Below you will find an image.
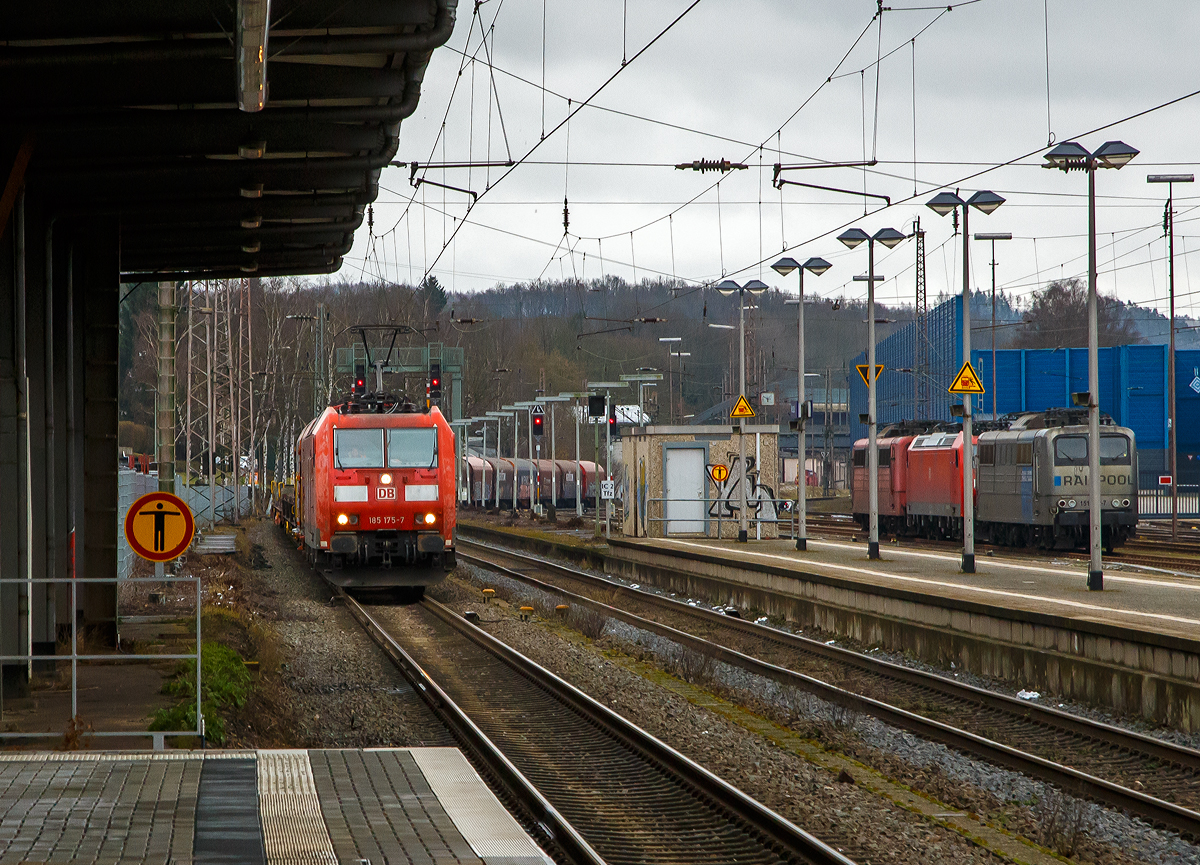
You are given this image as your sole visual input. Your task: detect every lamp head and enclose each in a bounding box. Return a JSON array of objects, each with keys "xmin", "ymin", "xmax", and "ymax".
[
  {"xmin": 837, "ymin": 228, "xmax": 869, "ymax": 249},
  {"xmin": 873, "ymin": 227, "xmax": 906, "ymax": 249},
  {"xmin": 966, "ymin": 190, "xmax": 1005, "ymax": 214},
  {"xmin": 926, "ymin": 191, "xmax": 964, "ymax": 216},
  {"xmin": 1043, "ymin": 141, "xmax": 1091, "ymax": 171},
  {"xmin": 771, "ymin": 257, "xmax": 800, "ymax": 276},
  {"xmin": 743, "ymin": 279, "xmax": 769, "ymax": 295},
  {"xmin": 715, "ymin": 279, "xmax": 741, "ymax": 296},
  {"xmin": 802, "ymin": 256, "xmax": 832, "ymax": 276},
  {"xmin": 1095, "ymin": 140, "xmax": 1139, "ymax": 169}
]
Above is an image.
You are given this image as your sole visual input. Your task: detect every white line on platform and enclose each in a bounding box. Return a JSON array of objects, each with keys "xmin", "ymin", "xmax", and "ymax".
[
  {"xmin": 805, "ymin": 538, "xmax": 1200, "ymax": 592},
  {"xmin": 664, "ymin": 540, "xmax": 1200, "ymax": 631}
]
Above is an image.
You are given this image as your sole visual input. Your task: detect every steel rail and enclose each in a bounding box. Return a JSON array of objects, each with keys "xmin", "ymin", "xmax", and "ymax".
[
  {"xmin": 344, "ymin": 587, "xmax": 856, "ymax": 865},
  {"xmin": 417, "ymin": 595, "xmax": 856, "ymax": 865},
  {"xmin": 338, "ymin": 589, "xmax": 605, "ymax": 865},
  {"xmin": 458, "ymin": 540, "xmax": 1200, "ymax": 839}
]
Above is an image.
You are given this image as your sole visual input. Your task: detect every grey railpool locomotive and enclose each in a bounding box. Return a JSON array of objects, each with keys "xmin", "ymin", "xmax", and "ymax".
[{"xmin": 975, "ymin": 409, "xmax": 1137, "ymax": 551}]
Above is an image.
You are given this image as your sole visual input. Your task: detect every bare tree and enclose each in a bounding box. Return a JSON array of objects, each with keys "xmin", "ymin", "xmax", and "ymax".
[{"xmin": 1015, "ymin": 278, "xmax": 1141, "ymax": 349}]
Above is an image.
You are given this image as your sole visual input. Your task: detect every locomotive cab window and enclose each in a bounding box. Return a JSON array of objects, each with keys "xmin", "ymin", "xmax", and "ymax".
[
  {"xmin": 1101, "ymin": 435, "xmax": 1131, "ymax": 465},
  {"xmin": 335, "ymin": 428, "xmax": 384, "ymax": 467},
  {"xmin": 388, "ymin": 428, "xmax": 438, "ymax": 468},
  {"xmin": 1054, "ymin": 435, "xmax": 1088, "ymax": 466}
]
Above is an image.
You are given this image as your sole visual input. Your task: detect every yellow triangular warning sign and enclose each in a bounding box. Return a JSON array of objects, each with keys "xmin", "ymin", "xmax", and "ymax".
[
  {"xmin": 730, "ymin": 394, "xmax": 756, "ymax": 419},
  {"xmin": 948, "ymin": 360, "xmax": 985, "ymax": 395},
  {"xmin": 855, "ymin": 364, "xmax": 884, "ymax": 387}
]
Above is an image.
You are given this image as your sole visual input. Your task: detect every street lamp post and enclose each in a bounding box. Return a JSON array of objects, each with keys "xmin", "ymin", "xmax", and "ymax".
[
  {"xmin": 485, "ymin": 411, "xmax": 513, "ymax": 509},
  {"xmin": 716, "ymin": 279, "xmax": 769, "ymax": 542},
  {"xmin": 927, "ymin": 190, "xmax": 1006, "ymax": 574},
  {"xmin": 536, "ymin": 395, "xmax": 570, "ymax": 506},
  {"xmin": 659, "ymin": 338, "xmax": 682, "ymax": 422},
  {"xmin": 837, "ymin": 228, "xmax": 906, "ymax": 560},
  {"xmin": 773, "ymin": 256, "xmax": 832, "ymax": 551},
  {"xmin": 1148, "ymin": 173, "xmax": 1193, "ymax": 540},
  {"xmin": 559, "ymin": 391, "xmax": 593, "ymax": 517},
  {"xmin": 974, "ymin": 232, "xmax": 1013, "ymax": 420},
  {"xmin": 501, "ymin": 404, "xmax": 523, "ymax": 510},
  {"xmin": 1044, "ymin": 140, "xmax": 1139, "ymax": 591}
]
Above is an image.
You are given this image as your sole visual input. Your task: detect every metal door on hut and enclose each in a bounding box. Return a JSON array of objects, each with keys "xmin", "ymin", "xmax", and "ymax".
[{"xmin": 664, "ymin": 446, "xmax": 706, "ymax": 534}]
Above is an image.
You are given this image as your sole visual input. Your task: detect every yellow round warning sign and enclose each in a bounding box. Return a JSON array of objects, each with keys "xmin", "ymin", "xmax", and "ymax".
[
  {"xmin": 709, "ymin": 464, "xmax": 730, "ymax": 483},
  {"xmin": 124, "ymin": 492, "xmax": 195, "ymax": 562}
]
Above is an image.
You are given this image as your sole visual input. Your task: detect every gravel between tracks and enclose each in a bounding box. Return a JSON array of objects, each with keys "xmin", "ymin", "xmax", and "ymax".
[
  {"xmin": 240, "ymin": 521, "xmax": 452, "ymax": 748},
  {"xmin": 448, "ymin": 557, "xmax": 1200, "ymax": 865},
  {"xmin": 433, "ymin": 566, "xmax": 1004, "ymax": 865}
]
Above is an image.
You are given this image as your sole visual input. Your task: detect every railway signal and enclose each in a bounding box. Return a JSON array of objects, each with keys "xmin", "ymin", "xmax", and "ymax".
[
  {"xmin": 588, "ymin": 394, "xmax": 606, "ymax": 419},
  {"xmin": 430, "ymin": 362, "xmax": 442, "ymax": 399},
  {"xmin": 608, "ymin": 403, "xmax": 617, "ymax": 434},
  {"xmin": 353, "ymin": 363, "xmax": 366, "ymax": 396},
  {"xmin": 532, "ymin": 405, "xmax": 545, "ymax": 436}
]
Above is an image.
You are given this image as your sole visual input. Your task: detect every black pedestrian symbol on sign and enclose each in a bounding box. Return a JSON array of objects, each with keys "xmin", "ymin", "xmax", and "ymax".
[{"xmin": 138, "ymin": 501, "xmax": 182, "ymax": 552}]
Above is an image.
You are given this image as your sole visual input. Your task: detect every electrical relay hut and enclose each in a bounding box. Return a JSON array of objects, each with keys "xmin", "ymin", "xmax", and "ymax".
[{"xmin": 621, "ymin": 424, "xmax": 781, "ymax": 539}]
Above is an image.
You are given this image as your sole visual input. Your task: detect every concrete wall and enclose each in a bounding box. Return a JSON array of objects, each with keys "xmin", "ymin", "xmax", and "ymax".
[{"xmin": 607, "ymin": 540, "xmax": 1200, "ymax": 732}]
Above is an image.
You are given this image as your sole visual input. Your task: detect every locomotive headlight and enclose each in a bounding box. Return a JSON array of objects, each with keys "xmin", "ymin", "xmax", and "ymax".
[
  {"xmin": 337, "ymin": 513, "xmax": 350, "ymax": 526},
  {"xmin": 1068, "ymin": 499, "xmax": 1077, "ymax": 509},
  {"xmin": 1122, "ymin": 498, "xmax": 1130, "ymax": 507},
  {"xmin": 1058, "ymin": 499, "xmax": 1067, "ymax": 509},
  {"xmin": 380, "ymin": 473, "xmax": 393, "ymax": 485},
  {"xmin": 424, "ymin": 513, "xmax": 437, "ymax": 525},
  {"xmin": 1112, "ymin": 498, "xmax": 1120, "ymax": 508}
]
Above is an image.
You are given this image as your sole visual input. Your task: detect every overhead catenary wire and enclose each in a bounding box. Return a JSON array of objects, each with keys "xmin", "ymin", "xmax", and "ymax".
[{"xmin": 415, "ymin": 0, "xmax": 709, "ymax": 280}]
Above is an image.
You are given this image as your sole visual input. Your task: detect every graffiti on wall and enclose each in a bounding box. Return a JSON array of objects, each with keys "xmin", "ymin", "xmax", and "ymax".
[{"xmin": 708, "ymin": 454, "xmax": 777, "ymax": 522}]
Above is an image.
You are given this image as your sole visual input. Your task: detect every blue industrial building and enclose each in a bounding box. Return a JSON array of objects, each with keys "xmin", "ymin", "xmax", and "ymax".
[{"xmin": 850, "ymin": 295, "xmax": 1200, "ymax": 489}]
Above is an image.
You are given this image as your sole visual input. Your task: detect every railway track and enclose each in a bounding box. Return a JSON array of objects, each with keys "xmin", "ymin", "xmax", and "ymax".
[
  {"xmin": 457, "ymin": 538, "xmax": 1200, "ymax": 841},
  {"xmin": 340, "ymin": 587, "xmax": 857, "ymax": 865}
]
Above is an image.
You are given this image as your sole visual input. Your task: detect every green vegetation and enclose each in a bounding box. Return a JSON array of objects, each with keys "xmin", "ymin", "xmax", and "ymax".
[{"xmin": 150, "ymin": 641, "xmax": 251, "ymax": 745}]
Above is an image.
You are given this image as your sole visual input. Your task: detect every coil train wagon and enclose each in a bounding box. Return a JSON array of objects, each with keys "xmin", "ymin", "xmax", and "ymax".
[
  {"xmin": 279, "ymin": 395, "xmax": 456, "ymax": 591},
  {"xmin": 463, "ymin": 456, "xmax": 603, "ymax": 509},
  {"xmin": 852, "ymin": 409, "xmax": 1138, "ymax": 551}
]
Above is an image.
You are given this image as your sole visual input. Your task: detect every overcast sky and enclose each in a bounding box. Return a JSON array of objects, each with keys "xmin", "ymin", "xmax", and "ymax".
[{"xmin": 337, "ymin": 0, "xmax": 1200, "ymax": 327}]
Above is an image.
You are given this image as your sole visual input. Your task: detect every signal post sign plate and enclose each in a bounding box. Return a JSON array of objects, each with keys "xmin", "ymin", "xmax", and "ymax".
[
  {"xmin": 949, "ymin": 361, "xmax": 985, "ymax": 395},
  {"xmin": 708, "ymin": 464, "xmax": 730, "ymax": 484},
  {"xmin": 856, "ymin": 364, "xmax": 884, "ymax": 387},
  {"xmin": 730, "ymin": 395, "xmax": 755, "ymax": 419},
  {"xmin": 124, "ymin": 492, "xmax": 195, "ymax": 562}
]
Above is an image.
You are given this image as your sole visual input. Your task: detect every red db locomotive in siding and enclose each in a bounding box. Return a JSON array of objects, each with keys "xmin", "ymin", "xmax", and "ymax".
[{"xmin": 292, "ymin": 397, "xmax": 456, "ymax": 590}]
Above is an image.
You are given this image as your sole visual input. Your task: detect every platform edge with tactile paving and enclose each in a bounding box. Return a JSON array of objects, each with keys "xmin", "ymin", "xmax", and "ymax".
[{"xmin": 0, "ymin": 748, "xmax": 552, "ymax": 865}]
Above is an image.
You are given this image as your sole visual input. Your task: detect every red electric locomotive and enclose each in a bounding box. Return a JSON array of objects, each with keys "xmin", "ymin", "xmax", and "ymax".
[
  {"xmin": 292, "ymin": 396, "xmax": 456, "ymax": 591},
  {"xmin": 851, "ymin": 422, "xmax": 940, "ymax": 535}
]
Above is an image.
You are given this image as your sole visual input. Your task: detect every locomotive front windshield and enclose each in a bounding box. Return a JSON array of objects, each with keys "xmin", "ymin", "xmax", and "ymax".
[
  {"xmin": 388, "ymin": 428, "xmax": 438, "ymax": 468},
  {"xmin": 1053, "ymin": 434, "xmax": 1132, "ymax": 466},
  {"xmin": 335, "ymin": 429, "xmax": 384, "ymax": 467}
]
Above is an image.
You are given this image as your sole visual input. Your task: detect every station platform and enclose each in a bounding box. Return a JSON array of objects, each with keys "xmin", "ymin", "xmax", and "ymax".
[
  {"xmin": 593, "ymin": 533, "xmax": 1200, "ymax": 730},
  {"xmin": 0, "ymin": 748, "xmax": 552, "ymax": 865},
  {"xmin": 620, "ymin": 536, "xmax": 1200, "ymax": 643}
]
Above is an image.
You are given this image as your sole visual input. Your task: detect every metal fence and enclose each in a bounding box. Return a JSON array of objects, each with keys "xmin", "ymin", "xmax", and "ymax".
[
  {"xmin": 3, "ymin": 469, "xmax": 202, "ymax": 749},
  {"xmin": 176, "ymin": 481, "xmax": 251, "ymax": 528},
  {"xmin": 1138, "ymin": 485, "xmax": 1200, "ymax": 519}
]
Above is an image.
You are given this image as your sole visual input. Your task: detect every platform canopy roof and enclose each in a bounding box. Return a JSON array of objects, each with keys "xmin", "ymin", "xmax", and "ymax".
[{"xmin": 1, "ymin": 0, "xmax": 457, "ymax": 279}]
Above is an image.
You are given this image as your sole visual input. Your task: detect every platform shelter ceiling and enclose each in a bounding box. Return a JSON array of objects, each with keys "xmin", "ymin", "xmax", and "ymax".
[{"xmin": 1, "ymin": 0, "xmax": 457, "ymax": 280}]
